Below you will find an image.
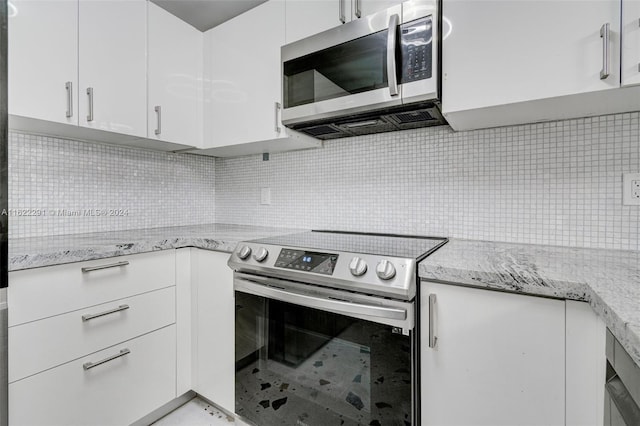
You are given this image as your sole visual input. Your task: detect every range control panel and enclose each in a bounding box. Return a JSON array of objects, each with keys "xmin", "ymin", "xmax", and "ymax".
[
  {"xmin": 400, "ymin": 16, "xmax": 432, "ymax": 83},
  {"xmin": 274, "ymin": 249, "xmax": 338, "ymax": 275},
  {"xmin": 228, "ymin": 243, "xmax": 420, "ymax": 300}
]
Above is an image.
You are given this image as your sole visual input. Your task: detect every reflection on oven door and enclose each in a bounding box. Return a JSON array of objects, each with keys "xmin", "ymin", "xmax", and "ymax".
[{"xmin": 235, "ymin": 291, "xmax": 412, "ymax": 426}]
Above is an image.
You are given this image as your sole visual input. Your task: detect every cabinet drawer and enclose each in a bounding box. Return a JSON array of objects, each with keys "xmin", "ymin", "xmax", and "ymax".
[
  {"xmin": 9, "ymin": 325, "xmax": 176, "ymax": 426},
  {"xmin": 9, "ymin": 250, "xmax": 176, "ymax": 326},
  {"xmin": 9, "ymin": 286, "xmax": 175, "ymax": 383}
]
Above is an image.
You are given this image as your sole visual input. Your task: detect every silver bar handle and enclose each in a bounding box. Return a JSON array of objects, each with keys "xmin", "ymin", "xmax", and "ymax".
[
  {"xmin": 600, "ymin": 23, "xmax": 610, "ymax": 80},
  {"xmin": 65, "ymin": 82, "xmax": 73, "ymax": 118},
  {"xmin": 82, "ymin": 304, "xmax": 130, "ymax": 322},
  {"xmin": 428, "ymin": 293, "xmax": 437, "ymax": 348},
  {"xmin": 86, "ymin": 87, "xmax": 94, "ymax": 122},
  {"xmin": 274, "ymin": 102, "xmax": 281, "ymax": 133},
  {"xmin": 83, "ymin": 348, "xmax": 130, "ymax": 371},
  {"xmin": 638, "ymin": 18, "xmax": 640, "ymax": 73},
  {"xmin": 81, "ymin": 260, "xmax": 129, "ymax": 273},
  {"xmin": 339, "ymin": 0, "xmax": 346, "ymax": 24},
  {"xmin": 154, "ymin": 105, "xmax": 162, "ymax": 136},
  {"xmin": 355, "ymin": 0, "xmax": 361, "ymax": 18},
  {"xmin": 387, "ymin": 14, "xmax": 400, "ymax": 96},
  {"xmin": 235, "ymin": 278, "xmax": 406, "ymax": 321}
]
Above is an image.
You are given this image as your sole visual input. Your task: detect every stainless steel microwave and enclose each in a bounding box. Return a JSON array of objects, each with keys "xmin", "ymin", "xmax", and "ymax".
[{"xmin": 281, "ymin": 0, "xmax": 445, "ymax": 140}]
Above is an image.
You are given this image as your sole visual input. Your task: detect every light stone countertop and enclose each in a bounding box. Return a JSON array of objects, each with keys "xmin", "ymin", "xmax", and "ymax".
[
  {"xmin": 8, "ymin": 223, "xmax": 303, "ymax": 271},
  {"xmin": 419, "ymin": 239, "xmax": 640, "ymax": 367},
  {"xmin": 9, "ymin": 228, "xmax": 640, "ymax": 367}
]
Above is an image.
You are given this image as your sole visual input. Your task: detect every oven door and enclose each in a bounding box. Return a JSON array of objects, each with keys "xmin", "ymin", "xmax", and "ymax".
[{"xmin": 234, "ymin": 273, "xmax": 417, "ymax": 426}]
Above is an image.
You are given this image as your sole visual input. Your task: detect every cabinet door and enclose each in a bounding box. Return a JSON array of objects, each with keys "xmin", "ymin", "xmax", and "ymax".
[
  {"xmin": 193, "ymin": 250, "xmax": 234, "ymax": 412},
  {"xmin": 421, "ymin": 282, "xmax": 565, "ymax": 426},
  {"xmin": 148, "ymin": 2, "xmax": 203, "ymax": 147},
  {"xmin": 8, "ymin": 0, "xmax": 78, "ymax": 125},
  {"xmin": 204, "ymin": 0, "xmax": 286, "ymax": 148},
  {"xmin": 622, "ymin": 0, "xmax": 640, "ymax": 87},
  {"xmin": 9, "ymin": 325, "xmax": 176, "ymax": 426},
  {"xmin": 357, "ymin": 0, "xmax": 402, "ymax": 20},
  {"xmin": 285, "ymin": 0, "xmax": 349, "ymax": 43},
  {"xmin": 442, "ymin": 0, "xmax": 621, "ymax": 114},
  {"xmin": 78, "ymin": 0, "xmax": 147, "ymax": 137}
]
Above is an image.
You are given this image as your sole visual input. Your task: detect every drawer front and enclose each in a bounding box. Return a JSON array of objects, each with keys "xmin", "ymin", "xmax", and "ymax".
[
  {"xmin": 9, "ymin": 325, "xmax": 176, "ymax": 426},
  {"xmin": 9, "ymin": 250, "xmax": 176, "ymax": 326},
  {"xmin": 9, "ymin": 286, "xmax": 175, "ymax": 382}
]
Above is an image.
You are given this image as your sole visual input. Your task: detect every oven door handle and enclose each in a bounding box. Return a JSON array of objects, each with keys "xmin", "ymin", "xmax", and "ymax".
[{"xmin": 234, "ymin": 278, "xmax": 407, "ymax": 321}]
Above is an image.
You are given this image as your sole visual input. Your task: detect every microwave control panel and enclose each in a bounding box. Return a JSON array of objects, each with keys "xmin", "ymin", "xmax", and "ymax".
[{"xmin": 400, "ymin": 16, "xmax": 432, "ymax": 83}]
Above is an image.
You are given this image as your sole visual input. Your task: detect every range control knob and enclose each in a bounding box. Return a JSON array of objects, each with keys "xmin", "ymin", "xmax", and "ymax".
[
  {"xmin": 237, "ymin": 245, "xmax": 252, "ymax": 260},
  {"xmin": 349, "ymin": 257, "xmax": 368, "ymax": 276},
  {"xmin": 376, "ymin": 260, "xmax": 396, "ymax": 280},
  {"xmin": 253, "ymin": 247, "xmax": 269, "ymax": 262}
]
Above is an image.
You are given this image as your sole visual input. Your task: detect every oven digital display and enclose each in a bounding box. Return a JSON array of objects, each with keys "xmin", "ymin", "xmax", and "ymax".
[{"xmin": 274, "ymin": 249, "xmax": 338, "ymax": 275}]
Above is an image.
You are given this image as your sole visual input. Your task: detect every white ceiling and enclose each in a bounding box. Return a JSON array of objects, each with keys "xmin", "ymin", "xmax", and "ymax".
[{"xmin": 150, "ymin": 0, "xmax": 268, "ymax": 32}]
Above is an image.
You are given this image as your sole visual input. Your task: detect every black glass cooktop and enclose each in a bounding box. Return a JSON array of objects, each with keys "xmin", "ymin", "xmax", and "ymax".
[{"xmin": 251, "ymin": 230, "xmax": 447, "ymax": 261}]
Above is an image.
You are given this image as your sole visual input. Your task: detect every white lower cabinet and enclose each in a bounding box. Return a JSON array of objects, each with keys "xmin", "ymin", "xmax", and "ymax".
[
  {"xmin": 9, "ymin": 325, "xmax": 176, "ymax": 426},
  {"xmin": 191, "ymin": 249, "xmax": 235, "ymax": 413},
  {"xmin": 420, "ymin": 281, "xmax": 566, "ymax": 426},
  {"xmin": 7, "ymin": 251, "xmax": 178, "ymax": 426},
  {"xmin": 565, "ymin": 300, "xmax": 607, "ymax": 426},
  {"xmin": 9, "ymin": 286, "xmax": 175, "ymax": 383}
]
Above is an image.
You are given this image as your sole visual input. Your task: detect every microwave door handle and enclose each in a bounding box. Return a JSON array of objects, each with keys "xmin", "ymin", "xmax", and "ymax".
[{"xmin": 387, "ymin": 14, "xmax": 400, "ymax": 96}]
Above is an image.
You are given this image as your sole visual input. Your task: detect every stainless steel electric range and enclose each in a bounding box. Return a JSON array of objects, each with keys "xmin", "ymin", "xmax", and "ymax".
[{"xmin": 228, "ymin": 230, "xmax": 447, "ymax": 426}]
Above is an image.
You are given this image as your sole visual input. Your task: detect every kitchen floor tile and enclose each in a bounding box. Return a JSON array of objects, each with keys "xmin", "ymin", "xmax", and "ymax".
[{"xmin": 152, "ymin": 397, "xmax": 248, "ymax": 426}]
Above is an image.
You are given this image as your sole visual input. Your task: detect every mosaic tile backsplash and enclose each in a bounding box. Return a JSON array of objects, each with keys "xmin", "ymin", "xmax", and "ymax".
[
  {"xmin": 9, "ymin": 132, "xmax": 216, "ymax": 238},
  {"xmin": 215, "ymin": 112, "xmax": 640, "ymax": 251}
]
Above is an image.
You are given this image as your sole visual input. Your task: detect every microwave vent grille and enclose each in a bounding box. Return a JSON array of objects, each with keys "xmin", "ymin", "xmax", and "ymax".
[
  {"xmin": 301, "ymin": 124, "xmax": 342, "ymax": 138},
  {"xmin": 392, "ymin": 110, "xmax": 434, "ymax": 124}
]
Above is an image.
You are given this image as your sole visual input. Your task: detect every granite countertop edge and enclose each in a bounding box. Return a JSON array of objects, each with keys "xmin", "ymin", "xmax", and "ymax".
[
  {"xmin": 419, "ymin": 238, "xmax": 640, "ymax": 368},
  {"xmin": 10, "ymin": 228, "xmax": 640, "ymax": 368},
  {"xmin": 8, "ymin": 224, "xmax": 305, "ymax": 272}
]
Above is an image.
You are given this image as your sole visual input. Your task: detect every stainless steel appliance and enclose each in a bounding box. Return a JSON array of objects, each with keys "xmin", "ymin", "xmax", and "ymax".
[
  {"xmin": 281, "ymin": 0, "xmax": 444, "ymax": 140},
  {"xmin": 605, "ymin": 329, "xmax": 640, "ymax": 425},
  {"xmin": 0, "ymin": 1, "xmax": 8, "ymax": 424},
  {"xmin": 229, "ymin": 231, "xmax": 447, "ymax": 426}
]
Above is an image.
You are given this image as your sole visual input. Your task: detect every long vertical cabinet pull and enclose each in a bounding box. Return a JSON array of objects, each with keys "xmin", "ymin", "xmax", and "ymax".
[
  {"xmin": 355, "ymin": 0, "xmax": 362, "ymax": 18},
  {"xmin": 600, "ymin": 23, "xmax": 610, "ymax": 80},
  {"xmin": 65, "ymin": 82, "xmax": 73, "ymax": 118},
  {"xmin": 638, "ymin": 18, "xmax": 640, "ymax": 72},
  {"xmin": 154, "ymin": 106, "xmax": 162, "ymax": 136},
  {"xmin": 339, "ymin": 0, "xmax": 346, "ymax": 24},
  {"xmin": 274, "ymin": 102, "xmax": 281, "ymax": 133},
  {"xmin": 428, "ymin": 293, "xmax": 437, "ymax": 348},
  {"xmin": 86, "ymin": 87, "xmax": 94, "ymax": 122}
]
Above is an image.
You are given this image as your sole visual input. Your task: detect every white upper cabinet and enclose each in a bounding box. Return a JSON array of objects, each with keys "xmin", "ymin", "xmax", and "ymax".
[
  {"xmin": 357, "ymin": 0, "xmax": 403, "ymax": 20},
  {"xmin": 622, "ymin": 0, "xmax": 640, "ymax": 87},
  {"xmin": 148, "ymin": 2, "xmax": 203, "ymax": 147},
  {"xmin": 442, "ymin": 0, "xmax": 640, "ymax": 130},
  {"xmin": 285, "ymin": 0, "xmax": 402, "ymax": 43},
  {"xmin": 201, "ymin": 0, "xmax": 320, "ymax": 157},
  {"xmin": 78, "ymin": 0, "xmax": 148, "ymax": 138},
  {"xmin": 9, "ymin": 0, "xmax": 79, "ymax": 125},
  {"xmin": 285, "ymin": 0, "xmax": 351, "ymax": 43},
  {"xmin": 443, "ymin": 1, "xmax": 620, "ymax": 121}
]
